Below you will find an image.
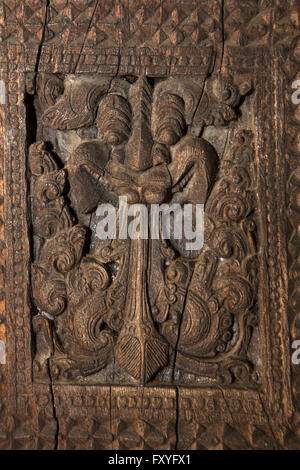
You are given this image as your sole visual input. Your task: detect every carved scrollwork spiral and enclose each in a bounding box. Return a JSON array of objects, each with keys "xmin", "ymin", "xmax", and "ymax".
[
  {"xmin": 208, "ymin": 192, "xmax": 251, "ymax": 222},
  {"xmin": 213, "ymin": 277, "xmax": 253, "ymax": 313},
  {"xmin": 161, "ymin": 291, "xmax": 226, "ymax": 358},
  {"xmin": 31, "ymin": 265, "xmax": 67, "ymax": 317},
  {"xmin": 39, "ymin": 225, "xmax": 86, "ymax": 274},
  {"xmin": 34, "ymin": 203, "xmax": 75, "ymax": 239},
  {"xmin": 67, "ymin": 257, "xmax": 110, "ymax": 301},
  {"xmin": 72, "ymin": 299, "xmax": 113, "ymax": 356},
  {"xmin": 164, "ymin": 259, "xmax": 191, "ymax": 303},
  {"xmin": 208, "ymin": 226, "xmax": 247, "ymax": 260},
  {"xmin": 194, "ymin": 75, "xmax": 251, "ymax": 128},
  {"xmin": 218, "ymin": 359, "xmax": 257, "ymax": 386},
  {"xmin": 230, "ymin": 130, "xmax": 254, "ymax": 164},
  {"xmin": 35, "ymin": 170, "xmax": 66, "ymax": 203},
  {"xmin": 222, "ymin": 164, "xmax": 251, "ymax": 189}
]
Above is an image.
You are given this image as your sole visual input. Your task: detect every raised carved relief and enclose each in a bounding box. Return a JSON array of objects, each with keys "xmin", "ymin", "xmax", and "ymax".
[
  {"xmin": 0, "ymin": 0, "xmax": 298, "ymax": 453},
  {"xmin": 29, "ymin": 72, "xmax": 256, "ymax": 386}
]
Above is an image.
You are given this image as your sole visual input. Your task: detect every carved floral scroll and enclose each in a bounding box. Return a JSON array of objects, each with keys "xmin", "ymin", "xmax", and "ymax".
[{"xmin": 29, "ymin": 72, "xmax": 256, "ymax": 386}]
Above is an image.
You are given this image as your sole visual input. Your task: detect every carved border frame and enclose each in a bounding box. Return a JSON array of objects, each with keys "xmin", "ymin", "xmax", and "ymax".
[{"xmin": 0, "ymin": 38, "xmax": 296, "ymax": 449}]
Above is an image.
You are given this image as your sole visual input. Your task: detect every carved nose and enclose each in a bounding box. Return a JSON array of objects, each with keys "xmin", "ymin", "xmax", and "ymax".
[{"xmin": 125, "ymin": 137, "xmax": 153, "ymax": 171}]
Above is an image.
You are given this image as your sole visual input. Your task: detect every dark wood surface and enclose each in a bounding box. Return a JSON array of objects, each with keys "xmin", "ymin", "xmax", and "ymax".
[{"xmin": 0, "ymin": 0, "xmax": 299, "ymax": 450}]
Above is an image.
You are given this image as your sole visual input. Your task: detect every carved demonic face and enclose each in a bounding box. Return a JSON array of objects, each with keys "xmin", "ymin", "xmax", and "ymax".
[
  {"xmin": 64, "ymin": 76, "xmax": 219, "ymax": 216},
  {"xmin": 30, "ymin": 73, "xmax": 255, "ymax": 385}
]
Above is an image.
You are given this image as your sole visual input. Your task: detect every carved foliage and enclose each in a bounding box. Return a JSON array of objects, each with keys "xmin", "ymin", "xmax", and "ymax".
[
  {"xmin": 30, "ymin": 142, "xmax": 113, "ymax": 380},
  {"xmin": 30, "ymin": 73, "xmax": 256, "ymax": 386},
  {"xmin": 160, "ymin": 130, "xmax": 258, "ymax": 385}
]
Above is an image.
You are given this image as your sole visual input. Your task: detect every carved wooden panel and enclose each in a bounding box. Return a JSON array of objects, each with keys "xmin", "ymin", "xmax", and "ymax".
[{"xmin": 0, "ymin": 0, "xmax": 299, "ymax": 450}]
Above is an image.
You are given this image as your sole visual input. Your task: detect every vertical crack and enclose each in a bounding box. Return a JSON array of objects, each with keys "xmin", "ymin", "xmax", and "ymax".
[
  {"xmin": 34, "ymin": 0, "xmax": 50, "ymax": 73},
  {"xmin": 217, "ymin": 385, "xmax": 235, "ymax": 424},
  {"xmin": 257, "ymin": 391, "xmax": 283, "ymax": 450},
  {"xmin": 171, "ymin": 289, "xmax": 188, "ymax": 383},
  {"xmin": 74, "ymin": 0, "xmax": 100, "ymax": 73},
  {"xmin": 48, "ymin": 362, "xmax": 59, "ymax": 450},
  {"xmin": 109, "ymin": 385, "xmax": 113, "ymax": 450},
  {"xmin": 219, "ymin": 0, "xmax": 225, "ymax": 73},
  {"xmin": 171, "ymin": 71, "xmax": 210, "ymax": 380},
  {"xmin": 221, "ymin": 127, "xmax": 230, "ymax": 160},
  {"xmin": 175, "ymin": 386, "xmax": 179, "ymax": 450}
]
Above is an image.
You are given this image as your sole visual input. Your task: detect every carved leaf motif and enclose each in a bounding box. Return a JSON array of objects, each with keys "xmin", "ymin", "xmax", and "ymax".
[
  {"xmin": 34, "ymin": 201, "xmax": 75, "ymax": 240},
  {"xmin": 153, "ymin": 78, "xmax": 204, "ymax": 124},
  {"xmin": 39, "ymin": 225, "xmax": 86, "ymax": 274},
  {"xmin": 29, "ymin": 76, "xmax": 257, "ymax": 386},
  {"xmin": 161, "ymin": 292, "xmax": 212, "ymax": 353},
  {"xmin": 41, "ymin": 77, "xmax": 111, "ymax": 130},
  {"xmin": 126, "ymin": 76, "xmax": 154, "ymax": 171},
  {"xmin": 67, "ymin": 140, "xmax": 111, "ymax": 214},
  {"xmin": 168, "ymin": 135, "xmax": 218, "ymax": 205},
  {"xmin": 193, "ymin": 75, "xmax": 251, "ymax": 128}
]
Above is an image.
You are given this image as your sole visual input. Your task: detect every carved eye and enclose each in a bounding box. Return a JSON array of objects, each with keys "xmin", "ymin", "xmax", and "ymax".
[
  {"xmin": 152, "ymin": 93, "xmax": 186, "ymax": 146},
  {"xmin": 97, "ymin": 94, "xmax": 132, "ymax": 146}
]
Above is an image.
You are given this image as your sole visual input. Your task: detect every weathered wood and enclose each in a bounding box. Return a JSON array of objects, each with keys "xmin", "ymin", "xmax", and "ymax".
[{"xmin": 0, "ymin": 0, "xmax": 299, "ymax": 450}]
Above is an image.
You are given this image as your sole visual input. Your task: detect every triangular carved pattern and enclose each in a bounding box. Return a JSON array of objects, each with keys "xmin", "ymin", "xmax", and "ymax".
[{"xmin": 0, "ymin": 0, "xmax": 220, "ymax": 46}]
